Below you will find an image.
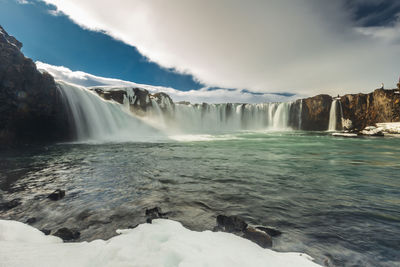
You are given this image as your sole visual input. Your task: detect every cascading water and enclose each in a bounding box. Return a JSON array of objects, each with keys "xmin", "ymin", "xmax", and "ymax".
[
  {"xmin": 57, "ymin": 81, "xmax": 164, "ymax": 142},
  {"xmin": 57, "ymin": 81, "xmax": 302, "ymax": 141},
  {"xmin": 151, "ymin": 102, "xmax": 294, "ymax": 134},
  {"xmin": 328, "ymin": 99, "xmax": 338, "ymax": 131},
  {"xmin": 298, "ymin": 99, "xmax": 303, "ymax": 129}
]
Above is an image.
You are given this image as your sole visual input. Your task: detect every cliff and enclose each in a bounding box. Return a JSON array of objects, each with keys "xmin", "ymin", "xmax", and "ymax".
[
  {"xmin": 340, "ymin": 89, "xmax": 400, "ymax": 131},
  {"xmin": 0, "ymin": 26, "xmax": 70, "ymax": 147},
  {"xmin": 295, "ymin": 89, "xmax": 400, "ymax": 131}
]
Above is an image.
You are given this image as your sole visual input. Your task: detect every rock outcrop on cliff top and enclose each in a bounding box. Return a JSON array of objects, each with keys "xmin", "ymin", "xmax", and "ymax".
[{"xmin": 0, "ymin": 26, "xmax": 70, "ymax": 147}]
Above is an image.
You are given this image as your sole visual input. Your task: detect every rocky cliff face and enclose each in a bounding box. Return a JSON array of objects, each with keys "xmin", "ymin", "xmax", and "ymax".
[
  {"xmin": 0, "ymin": 26, "xmax": 70, "ymax": 146},
  {"xmin": 340, "ymin": 89, "xmax": 400, "ymax": 131},
  {"xmin": 91, "ymin": 87, "xmax": 174, "ymax": 116},
  {"xmin": 289, "ymin": 94, "xmax": 332, "ymax": 131},
  {"xmin": 294, "ymin": 89, "xmax": 400, "ymax": 131}
]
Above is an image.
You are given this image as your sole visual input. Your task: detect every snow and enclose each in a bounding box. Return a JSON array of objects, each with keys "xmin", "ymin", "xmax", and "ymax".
[
  {"xmin": 0, "ymin": 219, "xmax": 321, "ymax": 267},
  {"xmin": 376, "ymin": 122, "xmax": 400, "ymax": 134}
]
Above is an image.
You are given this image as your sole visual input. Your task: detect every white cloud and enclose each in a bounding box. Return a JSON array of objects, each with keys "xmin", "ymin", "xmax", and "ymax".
[
  {"xmin": 36, "ymin": 61, "xmax": 296, "ymax": 104},
  {"xmin": 39, "ymin": 0, "xmax": 400, "ymax": 96},
  {"xmin": 15, "ymin": 0, "xmax": 30, "ymax": 4}
]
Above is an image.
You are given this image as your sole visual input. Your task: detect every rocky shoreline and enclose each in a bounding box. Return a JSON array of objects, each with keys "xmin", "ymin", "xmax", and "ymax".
[{"xmin": 0, "ymin": 188, "xmax": 280, "ymax": 249}]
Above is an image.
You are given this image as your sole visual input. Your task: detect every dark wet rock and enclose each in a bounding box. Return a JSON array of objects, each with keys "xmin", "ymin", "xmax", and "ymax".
[
  {"xmin": 128, "ymin": 224, "xmax": 139, "ymax": 229},
  {"xmin": 145, "ymin": 206, "xmax": 168, "ymax": 223},
  {"xmin": 214, "ymin": 215, "xmax": 277, "ymax": 248},
  {"xmin": 0, "ymin": 198, "xmax": 21, "ymax": 211},
  {"xmin": 243, "ymin": 227, "xmax": 273, "ymax": 248},
  {"xmin": 255, "ymin": 226, "xmax": 282, "ymax": 237},
  {"xmin": 0, "ymin": 26, "xmax": 71, "ymax": 147},
  {"xmin": 299, "ymin": 95, "xmax": 332, "ymax": 131},
  {"xmin": 76, "ymin": 209, "xmax": 92, "ymax": 220},
  {"xmin": 40, "ymin": 229, "xmax": 51, "ymax": 235},
  {"xmin": 26, "ymin": 217, "xmax": 37, "ymax": 224},
  {"xmin": 54, "ymin": 227, "xmax": 80, "ymax": 241},
  {"xmin": 47, "ymin": 189, "xmax": 65, "ymax": 201},
  {"xmin": 216, "ymin": 215, "xmax": 248, "ymax": 233}
]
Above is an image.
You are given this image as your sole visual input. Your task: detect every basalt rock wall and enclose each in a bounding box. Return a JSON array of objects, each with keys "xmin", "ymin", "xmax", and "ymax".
[
  {"xmin": 340, "ymin": 89, "xmax": 400, "ymax": 131},
  {"xmin": 0, "ymin": 26, "xmax": 71, "ymax": 147},
  {"xmin": 298, "ymin": 94, "xmax": 332, "ymax": 131}
]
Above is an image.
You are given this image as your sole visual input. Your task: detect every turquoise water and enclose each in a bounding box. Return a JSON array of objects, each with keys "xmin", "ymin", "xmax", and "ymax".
[{"xmin": 1, "ymin": 131, "xmax": 399, "ymax": 266}]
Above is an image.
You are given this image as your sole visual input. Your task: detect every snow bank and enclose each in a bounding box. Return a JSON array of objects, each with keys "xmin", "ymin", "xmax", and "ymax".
[
  {"xmin": 376, "ymin": 122, "xmax": 400, "ymax": 134},
  {"xmin": 0, "ymin": 219, "xmax": 321, "ymax": 267}
]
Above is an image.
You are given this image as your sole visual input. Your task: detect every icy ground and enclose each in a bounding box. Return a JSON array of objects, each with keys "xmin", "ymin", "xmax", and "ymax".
[{"xmin": 0, "ymin": 219, "xmax": 321, "ymax": 267}]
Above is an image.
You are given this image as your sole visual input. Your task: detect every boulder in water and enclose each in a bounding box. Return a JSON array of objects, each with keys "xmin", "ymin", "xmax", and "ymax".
[
  {"xmin": 255, "ymin": 226, "xmax": 282, "ymax": 237},
  {"xmin": 0, "ymin": 199, "xmax": 21, "ymax": 211},
  {"xmin": 47, "ymin": 189, "xmax": 65, "ymax": 201},
  {"xmin": 53, "ymin": 227, "xmax": 80, "ymax": 241},
  {"xmin": 243, "ymin": 227, "xmax": 273, "ymax": 248},
  {"xmin": 216, "ymin": 215, "xmax": 248, "ymax": 233},
  {"xmin": 40, "ymin": 229, "xmax": 51, "ymax": 235},
  {"xmin": 26, "ymin": 217, "xmax": 37, "ymax": 225},
  {"xmin": 145, "ymin": 206, "xmax": 168, "ymax": 223}
]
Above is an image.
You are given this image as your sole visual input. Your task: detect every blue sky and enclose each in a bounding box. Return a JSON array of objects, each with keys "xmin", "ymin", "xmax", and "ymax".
[
  {"xmin": 1, "ymin": 0, "xmax": 399, "ymax": 100},
  {"xmin": 0, "ymin": 0, "xmax": 203, "ymax": 91}
]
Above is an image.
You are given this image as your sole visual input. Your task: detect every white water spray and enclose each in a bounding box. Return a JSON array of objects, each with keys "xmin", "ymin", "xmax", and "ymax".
[{"xmin": 57, "ymin": 81, "xmax": 164, "ymax": 142}]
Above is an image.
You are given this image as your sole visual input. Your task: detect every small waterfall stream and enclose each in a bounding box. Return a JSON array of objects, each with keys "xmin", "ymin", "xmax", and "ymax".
[{"xmin": 328, "ymin": 99, "xmax": 338, "ymax": 131}]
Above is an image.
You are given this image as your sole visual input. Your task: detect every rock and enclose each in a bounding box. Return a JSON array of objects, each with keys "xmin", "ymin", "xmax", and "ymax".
[
  {"xmin": 145, "ymin": 206, "xmax": 168, "ymax": 223},
  {"xmin": 243, "ymin": 227, "xmax": 273, "ymax": 248},
  {"xmin": 360, "ymin": 126, "xmax": 384, "ymax": 136},
  {"xmin": 0, "ymin": 26, "xmax": 71, "ymax": 147},
  {"xmin": 53, "ymin": 227, "xmax": 80, "ymax": 241},
  {"xmin": 340, "ymin": 89, "xmax": 400, "ymax": 131},
  {"xmin": 255, "ymin": 226, "xmax": 282, "ymax": 237},
  {"xmin": 216, "ymin": 215, "xmax": 248, "ymax": 233},
  {"xmin": 297, "ymin": 94, "xmax": 333, "ymax": 131},
  {"xmin": 0, "ymin": 199, "xmax": 21, "ymax": 211},
  {"xmin": 128, "ymin": 224, "xmax": 139, "ymax": 229},
  {"xmin": 40, "ymin": 229, "xmax": 51, "ymax": 235},
  {"xmin": 47, "ymin": 189, "xmax": 65, "ymax": 201},
  {"xmin": 341, "ymin": 118, "xmax": 353, "ymax": 131},
  {"xmin": 26, "ymin": 217, "xmax": 37, "ymax": 224},
  {"xmin": 376, "ymin": 122, "xmax": 400, "ymax": 134}
]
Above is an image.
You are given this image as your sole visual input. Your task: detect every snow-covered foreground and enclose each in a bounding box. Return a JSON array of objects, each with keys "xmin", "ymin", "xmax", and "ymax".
[{"xmin": 0, "ymin": 219, "xmax": 321, "ymax": 267}]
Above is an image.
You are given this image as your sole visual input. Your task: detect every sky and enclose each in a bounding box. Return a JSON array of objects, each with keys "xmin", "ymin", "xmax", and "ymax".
[{"xmin": 1, "ymin": 0, "xmax": 400, "ymax": 102}]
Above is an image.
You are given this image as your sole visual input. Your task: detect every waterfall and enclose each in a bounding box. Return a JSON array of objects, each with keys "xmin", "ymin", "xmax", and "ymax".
[
  {"xmin": 328, "ymin": 99, "xmax": 338, "ymax": 131},
  {"xmin": 57, "ymin": 81, "xmax": 163, "ymax": 142},
  {"xmin": 58, "ymin": 81, "xmax": 300, "ymax": 141},
  {"xmin": 298, "ymin": 99, "xmax": 303, "ymax": 130},
  {"xmin": 148, "ymin": 102, "xmax": 294, "ymax": 133}
]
